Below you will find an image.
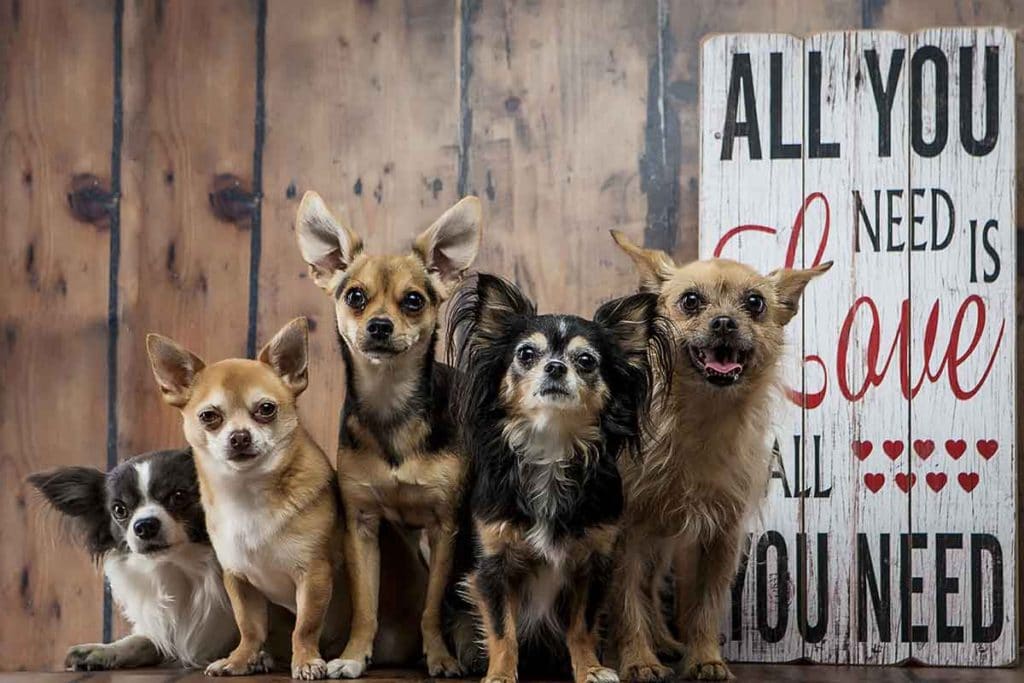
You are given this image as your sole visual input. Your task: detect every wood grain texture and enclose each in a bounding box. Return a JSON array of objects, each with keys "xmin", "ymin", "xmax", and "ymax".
[
  {"xmin": 116, "ymin": 0, "xmax": 258, "ymax": 458},
  {"xmin": 258, "ymin": 0, "xmax": 460, "ymax": 451},
  {"xmin": 0, "ymin": 0, "xmax": 114, "ymax": 670},
  {"xmin": 463, "ymin": 0, "xmax": 656, "ymax": 317},
  {"xmin": 800, "ymin": 31, "xmax": 912, "ymax": 665},
  {"xmin": 908, "ymin": 27, "xmax": 1016, "ymax": 666},
  {"xmin": 699, "ymin": 33, "xmax": 805, "ymax": 663}
]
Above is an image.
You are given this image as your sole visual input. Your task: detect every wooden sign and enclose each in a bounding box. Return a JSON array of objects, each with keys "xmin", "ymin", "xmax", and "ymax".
[{"xmin": 699, "ymin": 29, "xmax": 1015, "ymax": 666}]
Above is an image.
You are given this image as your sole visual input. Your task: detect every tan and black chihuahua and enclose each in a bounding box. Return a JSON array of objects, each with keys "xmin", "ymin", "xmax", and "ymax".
[
  {"xmin": 295, "ymin": 191, "xmax": 482, "ymax": 678},
  {"xmin": 609, "ymin": 232, "xmax": 830, "ymax": 681},
  {"xmin": 147, "ymin": 318, "xmax": 424, "ymax": 680}
]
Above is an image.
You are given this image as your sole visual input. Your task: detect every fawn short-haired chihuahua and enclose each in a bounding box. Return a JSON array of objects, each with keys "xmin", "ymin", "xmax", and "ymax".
[
  {"xmin": 448, "ymin": 275, "xmax": 671, "ymax": 683},
  {"xmin": 610, "ymin": 231, "xmax": 830, "ymax": 681},
  {"xmin": 148, "ymin": 318, "xmax": 340, "ymax": 679},
  {"xmin": 295, "ymin": 191, "xmax": 482, "ymax": 678}
]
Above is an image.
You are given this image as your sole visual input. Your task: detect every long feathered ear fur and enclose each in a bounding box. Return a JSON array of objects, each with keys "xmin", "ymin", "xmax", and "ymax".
[
  {"xmin": 446, "ymin": 274, "xmax": 537, "ymax": 443},
  {"xmin": 593, "ymin": 292, "xmax": 674, "ymax": 460},
  {"xmin": 27, "ymin": 467, "xmax": 115, "ymax": 561}
]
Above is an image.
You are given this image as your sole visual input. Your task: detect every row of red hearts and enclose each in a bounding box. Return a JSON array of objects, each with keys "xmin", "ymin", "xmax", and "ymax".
[
  {"xmin": 863, "ymin": 471, "xmax": 979, "ymax": 493},
  {"xmin": 852, "ymin": 439, "xmax": 998, "ymax": 461}
]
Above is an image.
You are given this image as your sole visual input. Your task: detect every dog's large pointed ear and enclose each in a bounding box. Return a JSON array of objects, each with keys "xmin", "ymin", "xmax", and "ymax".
[
  {"xmin": 594, "ymin": 292, "xmax": 660, "ymax": 360},
  {"xmin": 146, "ymin": 334, "xmax": 205, "ymax": 408},
  {"xmin": 259, "ymin": 317, "xmax": 309, "ymax": 396},
  {"xmin": 610, "ymin": 230, "xmax": 676, "ymax": 292},
  {"xmin": 295, "ymin": 191, "xmax": 363, "ymax": 293},
  {"xmin": 414, "ymin": 196, "xmax": 482, "ymax": 296},
  {"xmin": 474, "ymin": 274, "xmax": 535, "ymax": 336},
  {"xmin": 28, "ymin": 466, "xmax": 115, "ymax": 558},
  {"xmin": 768, "ymin": 261, "xmax": 834, "ymax": 326}
]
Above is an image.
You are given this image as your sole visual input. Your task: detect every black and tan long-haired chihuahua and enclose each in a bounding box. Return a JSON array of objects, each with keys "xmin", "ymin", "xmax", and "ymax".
[{"xmin": 447, "ymin": 275, "xmax": 670, "ymax": 683}]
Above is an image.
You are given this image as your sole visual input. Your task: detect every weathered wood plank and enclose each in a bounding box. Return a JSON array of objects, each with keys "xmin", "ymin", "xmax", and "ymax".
[
  {"xmin": 0, "ymin": 0, "xmax": 114, "ymax": 669},
  {"xmin": 258, "ymin": 0, "xmax": 460, "ymax": 451},
  {"xmin": 699, "ymin": 33, "xmax": 805, "ymax": 662},
  {"xmin": 907, "ymin": 26, "xmax": 1016, "ymax": 666},
  {"xmin": 117, "ymin": 0, "xmax": 257, "ymax": 455},
  {"xmin": 800, "ymin": 30, "xmax": 911, "ymax": 665},
  {"xmin": 464, "ymin": 0, "xmax": 657, "ymax": 316}
]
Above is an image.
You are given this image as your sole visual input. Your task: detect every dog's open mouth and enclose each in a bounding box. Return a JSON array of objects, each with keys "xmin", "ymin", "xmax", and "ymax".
[
  {"xmin": 227, "ymin": 450, "xmax": 260, "ymax": 463},
  {"xmin": 688, "ymin": 344, "xmax": 748, "ymax": 386},
  {"xmin": 538, "ymin": 386, "xmax": 572, "ymax": 400}
]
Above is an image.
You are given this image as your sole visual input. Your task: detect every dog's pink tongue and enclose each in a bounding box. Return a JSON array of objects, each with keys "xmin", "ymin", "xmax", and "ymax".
[{"xmin": 705, "ymin": 358, "xmax": 742, "ymax": 374}]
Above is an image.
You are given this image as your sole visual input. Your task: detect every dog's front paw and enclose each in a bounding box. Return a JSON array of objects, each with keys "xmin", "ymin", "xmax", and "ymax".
[
  {"xmin": 65, "ymin": 644, "xmax": 116, "ymax": 671},
  {"xmin": 619, "ymin": 661, "xmax": 674, "ymax": 683},
  {"xmin": 292, "ymin": 657, "xmax": 327, "ymax": 680},
  {"xmin": 426, "ymin": 648, "xmax": 462, "ymax": 677},
  {"xmin": 481, "ymin": 674, "xmax": 517, "ymax": 683},
  {"xmin": 683, "ymin": 660, "xmax": 732, "ymax": 681},
  {"xmin": 205, "ymin": 650, "xmax": 273, "ymax": 677},
  {"xmin": 581, "ymin": 665, "xmax": 620, "ymax": 683},
  {"xmin": 326, "ymin": 658, "xmax": 365, "ymax": 679}
]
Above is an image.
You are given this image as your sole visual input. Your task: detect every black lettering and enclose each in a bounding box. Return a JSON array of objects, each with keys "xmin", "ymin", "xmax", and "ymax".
[
  {"xmin": 970, "ymin": 219, "xmax": 979, "ymax": 283},
  {"xmin": 911, "ymin": 46, "xmax": 949, "ymax": 158},
  {"xmin": 769, "ymin": 439, "xmax": 793, "ymax": 498},
  {"xmin": 808, "ymin": 51, "xmax": 839, "ymax": 158},
  {"xmin": 812, "ymin": 434, "xmax": 831, "ymax": 498},
  {"xmin": 756, "ymin": 531, "xmax": 790, "ymax": 643},
  {"xmin": 900, "ymin": 533, "xmax": 928, "ymax": 643},
  {"xmin": 887, "ymin": 189, "xmax": 904, "ymax": 252},
  {"xmin": 910, "ymin": 188, "xmax": 928, "ymax": 251},
  {"xmin": 797, "ymin": 533, "xmax": 828, "ymax": 643},
  {"xmin": 982, "ymin": 219, "xmax": 1000, "ymax": 283},
  {"xmin": 865, "ymin": 48, "xmax": 905, "ymax": 157},
  {"xmin": 971, "ymin": 533, "xmax": 1004, "ymax": 643},
  {"xmin": 721, "ymin": 53, "xmax": 762, "ymax": 160},
  {"xmin": 857, "ymin": 533, "xmax": 891, "ymax": 642},
  {"xmin": 853, "ymin": 190, "xmax": 881, "ymax": 253},
  {"xmin": 935, "ymin": 533, "xmax": 964, "ymax": 643},
  {"xmin": 770, "ymin": 52, "xmax": 800, "ymax": 159},
  {"xmin": 932, "ymin": 188, "xmax": 955, "ymax": 250},
  {"xmin": 959, "ymin": 46, "xmax": 999, "ymax": 156}
]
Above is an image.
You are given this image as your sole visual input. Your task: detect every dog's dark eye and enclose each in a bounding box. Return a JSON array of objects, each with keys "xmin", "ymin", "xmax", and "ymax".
[
  {"xmin": 111, "ymin": 501, "xmax": 128, "ymax": 520},
  {"xmin": 679, "ymin": 291, "xmax": 702, "ymax": 315},
  {"xmin": 744, "ymin": 292, "xmax": 766, "ymax": 317},
  {"xmin": 198, "ymin": 409, "xmax": 223, "ymax": 430},
  {"xmin": 253, "ymin": 401, "xmax": 278, "ymax": 422},
  {"xmin": 345, "ymin": 288, "xmax": 368, "ymax": 311},
  {"xmin": 516, "ymin": 345, "xmax": 538, "ymax": 366},
  {"xmin": 169, "ymin": 490, "xmax": 187, "ymax": 508},
  {"xmin": 575, "ymin": 352, "xmax": 597, "ymax": 373},
  {"xmin": 401, "ymin": 291, "xmax": 425, "ymax": 313}
]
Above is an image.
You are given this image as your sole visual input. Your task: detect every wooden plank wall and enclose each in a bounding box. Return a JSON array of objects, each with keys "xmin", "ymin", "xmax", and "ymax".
[{"xmin": 0, "ymin": 0, "xmax": 1020, "ymax": 672}]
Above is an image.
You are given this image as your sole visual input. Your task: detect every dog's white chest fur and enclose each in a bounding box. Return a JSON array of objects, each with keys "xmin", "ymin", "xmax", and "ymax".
[
  {"xmin": 104, "ymin": 544, "xmax": 237, "ymax": 667},
  {"xmin": 206, "ymin": 492, "xmax": 299, "ymax": 612}
]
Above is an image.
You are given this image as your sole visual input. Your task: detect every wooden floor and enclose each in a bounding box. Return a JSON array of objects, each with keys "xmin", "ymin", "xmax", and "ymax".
[{"xmin": 2, "ymin": 666, "xmax": 1024, "ymax": 683}]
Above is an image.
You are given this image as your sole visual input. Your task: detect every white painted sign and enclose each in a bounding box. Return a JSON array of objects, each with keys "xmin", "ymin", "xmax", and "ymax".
[{"xmin": 699, "ymin": 29, "xmax": 1016, "ymax": 666}]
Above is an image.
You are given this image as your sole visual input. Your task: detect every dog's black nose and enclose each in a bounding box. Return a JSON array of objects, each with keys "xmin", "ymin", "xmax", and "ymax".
[
  {"xmin": 229, "ymin": 429, "xmax": 252, "ymax": 452},
  {"xmin": 367, "ymin": 317, "xmax": 394, "ymax": 341},
  {"xmin": 709, "ymin": 315, "xmax": 738, "ymax": 334},
  {"xmin": 133, "ymin": 517, "xmax": 161, "ymax": 540},
  {"xmin": 544, "ymin": 360, "xmax": 567, "ymax": 379}
]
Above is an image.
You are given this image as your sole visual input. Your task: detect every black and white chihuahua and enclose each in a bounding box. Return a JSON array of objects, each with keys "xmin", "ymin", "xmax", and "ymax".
[
  {"xmin": 447, "ymin": 275, "xmax": 670, "ymax": 683},
  {"xmin": 29, "ymin": 448, "xmax": 238, "ymax": 670}
]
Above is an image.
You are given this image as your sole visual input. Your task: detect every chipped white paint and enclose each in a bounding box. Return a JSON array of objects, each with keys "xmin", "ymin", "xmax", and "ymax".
[{"xmin": 700, "ymin": 29, "xmax": 1015, "ymax": 666}]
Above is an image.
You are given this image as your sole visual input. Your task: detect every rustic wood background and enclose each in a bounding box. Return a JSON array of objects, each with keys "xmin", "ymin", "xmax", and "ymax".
[{"xmin": 1, "ymin": 0, "xmax": 1021, "ymax": 672}]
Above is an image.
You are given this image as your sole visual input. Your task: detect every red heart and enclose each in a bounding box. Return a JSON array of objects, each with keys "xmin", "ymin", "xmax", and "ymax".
[
  {"xmin": 958, "ymin": 472, "xmax": 980, "ymax": 493},
  {"xmin": 925, "ymin": 472, "xmax": 947, "ymax": 492},
  {"xmin": 945, "ymin": 439, "xmax": 967, "ymax": 459},
  {"xmin": 852, "ymin": 440, "xmax": 873, "ymax": 461},
  {"xmin": 863, "ymin": 473, "xmax": 885, "ymax": 493},
  {"xmin": 883, "ymin": 440, "xmax": 904, "ymax": 460},
  {"xmin": 977, "ymin": 440, "xmax": 998, "ymax": 460},
  {"xmin": 913, "ymin": 439, "xmax": 935, "ymax": 459},
  {"xmin": 894, "ymin": 472, "xmax": 916, "ymax": 492}
]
